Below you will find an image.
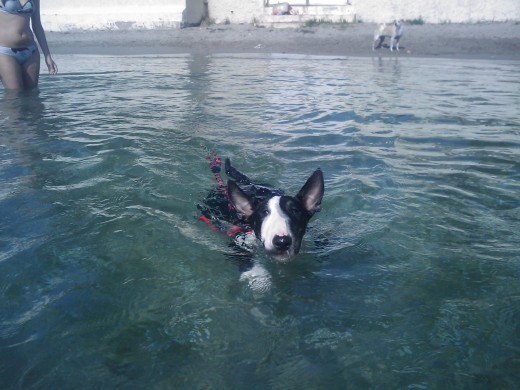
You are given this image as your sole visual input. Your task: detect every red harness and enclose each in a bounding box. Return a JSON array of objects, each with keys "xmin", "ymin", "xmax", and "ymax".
[{"xmin": 199, "ymin": 153, "xmax": 253, "ymax": 237}]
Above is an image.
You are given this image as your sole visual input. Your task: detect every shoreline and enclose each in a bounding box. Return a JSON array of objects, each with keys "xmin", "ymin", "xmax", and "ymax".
[{"xmin": 47, "ymin": 22, "xmax": 520, "ymax": 60}]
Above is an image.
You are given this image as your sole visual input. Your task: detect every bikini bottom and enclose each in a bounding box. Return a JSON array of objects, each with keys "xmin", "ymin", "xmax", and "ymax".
[{"xmin": 0, "ymin": 43, "xmax": 37, "ymax": 65}]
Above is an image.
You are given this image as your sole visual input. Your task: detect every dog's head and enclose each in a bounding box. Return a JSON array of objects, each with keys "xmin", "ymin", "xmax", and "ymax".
[
  {"xmin": 394, "ymin": 20, "xmax": 404, "ymax": 33},
  {"xmin": 228, "ymin": 169, "xmax": 324, "ymax": 260}
]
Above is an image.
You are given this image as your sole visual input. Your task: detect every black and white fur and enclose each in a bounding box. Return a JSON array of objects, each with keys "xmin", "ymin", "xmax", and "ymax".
[
  {"xmin": 372, "ymin": 20, "xmax": 404, "ymax": 51},
  {"xmin": 227, "ymin": 160, "xmax": 324, "ymax": 261},
  {"xmin": 199, "ymin": 158, "xmax": 324, "ymax": 291}
]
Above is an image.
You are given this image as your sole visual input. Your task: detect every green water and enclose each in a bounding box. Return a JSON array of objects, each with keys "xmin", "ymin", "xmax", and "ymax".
[{"xmin": 1, "ymin": 54, "xmax": 519, "ymax": 389}]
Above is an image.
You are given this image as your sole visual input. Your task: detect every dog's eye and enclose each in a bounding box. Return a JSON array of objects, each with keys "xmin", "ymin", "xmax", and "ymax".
[
  {"xmin": 262, "ymin": 208, "xmax": 270, "ymax": 216},
  {"xmin": 287, "ymin": 203, "xmax": 300, "ymax": 214}
]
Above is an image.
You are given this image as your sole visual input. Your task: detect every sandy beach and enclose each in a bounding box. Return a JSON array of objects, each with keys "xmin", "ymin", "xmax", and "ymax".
[{"xmin": 47, "ymin": 22, "xmax": 520, "ymax": 60}]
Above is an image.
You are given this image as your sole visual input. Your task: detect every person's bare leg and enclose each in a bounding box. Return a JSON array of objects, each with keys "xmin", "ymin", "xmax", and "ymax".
[
  {"xmin": 21, "ymin": 50, "xmax": 40, "ymax": 90},
  {"xmin": 0, "ymin": 54, "xmax": 24, "ymax": 90}
]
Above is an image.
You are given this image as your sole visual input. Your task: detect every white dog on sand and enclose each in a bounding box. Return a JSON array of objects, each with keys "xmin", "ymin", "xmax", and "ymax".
[{"xmin": 372, "ymin": 20, "xmax": 405, "ymax": 51}]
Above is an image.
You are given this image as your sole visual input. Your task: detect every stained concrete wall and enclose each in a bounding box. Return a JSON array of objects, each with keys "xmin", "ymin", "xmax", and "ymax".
[
  {"xmin": 41, "ymin": 0, "xmax": 189, "ymax": 31},
  {"xmin": 208, "ymin": 0, "xmax": 520, "ymax": 24},
  {"xmin": 184, "ymin": 0, "xmax": 207, "ymax": 27},
  {"xmin": 207, "ymin": 0, "xmax": 262, "ymax": 24},
  {"xmin": 40, "ymin": 0, "xmax": 520, "ymax": 31},
  {"xmin": 354, "ymin": 0, "xmax": 520, "ymax": 23}
]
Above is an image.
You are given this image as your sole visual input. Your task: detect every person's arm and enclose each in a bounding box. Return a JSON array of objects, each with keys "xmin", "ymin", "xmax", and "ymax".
[{"xmin": 31, "ymin": 0, "xmax": 58, "ymax": 75}]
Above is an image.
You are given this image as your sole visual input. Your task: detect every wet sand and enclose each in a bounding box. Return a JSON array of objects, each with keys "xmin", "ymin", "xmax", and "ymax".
[{"xmin": 47, "ymin": 22, "xmax": 520, "ymax": 60}]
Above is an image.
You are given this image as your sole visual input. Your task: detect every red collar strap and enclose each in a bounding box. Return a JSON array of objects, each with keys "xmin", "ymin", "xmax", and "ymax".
[{"xmin": 200, "ymin": 152, "xmax": 253, "ymax": 237}]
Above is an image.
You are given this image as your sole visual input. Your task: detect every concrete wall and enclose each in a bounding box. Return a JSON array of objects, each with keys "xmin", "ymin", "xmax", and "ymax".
[
  {"xmin": 40, "ymin": 0, "xmax": 520, "ymax": 31},
  {"xmin": 184, "ymin": 0, "xmax": 207, "ymax": 27},
  {"xmin": 208, "ymin": 0, "xmax": 520, "ymax": 24},
  {"xmin": 354, "ymin": 0, "xmax": 520, "ymax": 23},
  {"xmin": 207, "ymin": 0, "xmax": 263, "ymax": 24},
  {"xmin": 41, "ymin": 0, "xmax": 189, "ymax": 31}
]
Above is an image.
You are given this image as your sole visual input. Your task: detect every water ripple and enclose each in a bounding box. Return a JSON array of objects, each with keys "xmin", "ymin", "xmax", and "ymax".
[{"xmin": 1, "ymin": 55, "xmax": 519, "ymax": 389}]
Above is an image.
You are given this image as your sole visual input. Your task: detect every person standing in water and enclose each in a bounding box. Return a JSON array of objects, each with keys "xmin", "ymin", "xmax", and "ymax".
[{"xmin": 0, "ymin": 0, "xmax": 58, "ymax": 90}]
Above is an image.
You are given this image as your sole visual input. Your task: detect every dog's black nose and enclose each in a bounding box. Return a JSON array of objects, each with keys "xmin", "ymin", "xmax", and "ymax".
[{"xmin": 273, "ymin": 235, "xmax": 292, "ymax": 251}]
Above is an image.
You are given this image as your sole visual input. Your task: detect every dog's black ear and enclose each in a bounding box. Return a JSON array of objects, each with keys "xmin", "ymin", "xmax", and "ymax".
[
  {"xmin": 228, "ymin": 180, "xmax": 254, "ymax": 218},
  {"xmin": 225, "ymin": 158, "xmax": 252, "ymax": 185},
  {"xmin": 296, "ymin": 168, "xmax": 324, "ymax": 215}
]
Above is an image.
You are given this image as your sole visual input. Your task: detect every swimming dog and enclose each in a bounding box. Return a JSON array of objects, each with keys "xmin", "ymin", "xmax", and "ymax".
[
  {"xmin": 199, "ymin": 156, "xmax": 324, "ymax": 262},
  {"xmin": 372, "ymin": 20, "xmax": 404, "ymax": 51}
]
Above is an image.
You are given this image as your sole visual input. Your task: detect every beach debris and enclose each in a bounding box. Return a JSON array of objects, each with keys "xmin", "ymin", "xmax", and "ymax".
[{"xmin": 272, "ymin": 2, "xmax": 298, "ymax": 15}]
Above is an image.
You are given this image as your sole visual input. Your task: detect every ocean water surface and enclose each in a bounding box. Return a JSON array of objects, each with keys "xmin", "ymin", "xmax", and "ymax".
[{"xmin": 1, "ymin": 54, "xmax": 519, "ymax": 389}]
